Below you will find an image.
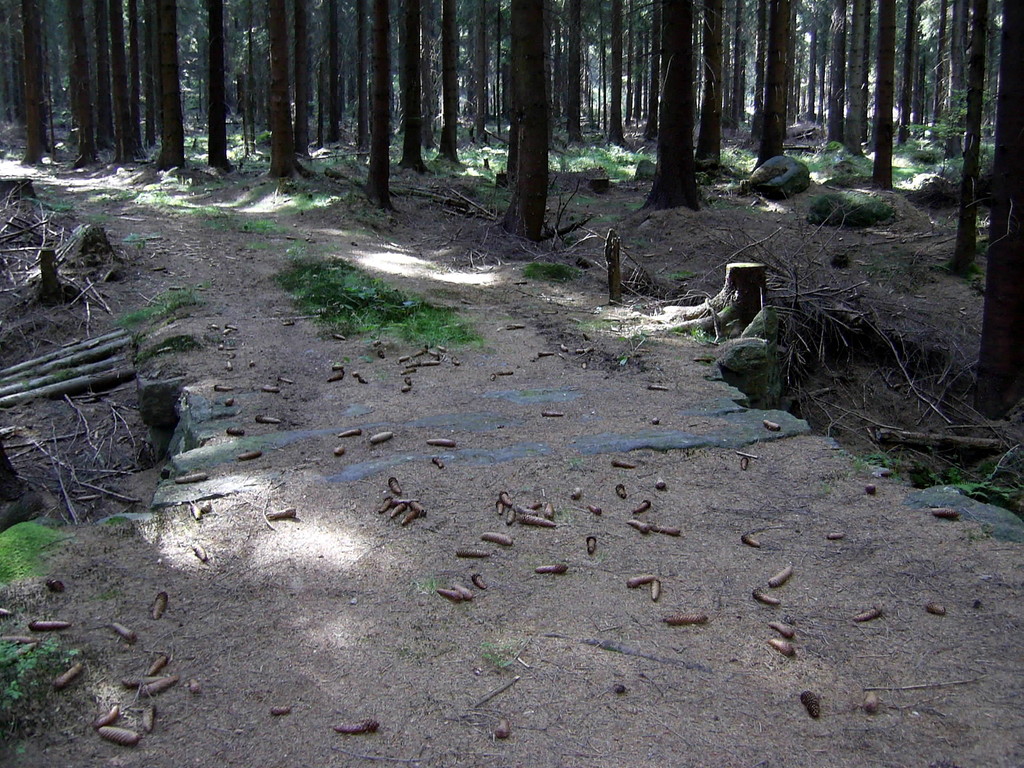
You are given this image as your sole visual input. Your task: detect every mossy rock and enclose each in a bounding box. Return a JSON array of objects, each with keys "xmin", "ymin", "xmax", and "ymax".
[
  {"xmin": 807, "ymin": 192, "xmax": 895, "ymax": 227},
  {"xmin": 634, "ymin": 158, "xmax": 657, "ymax": 181},
  {"xmin": 746, "ymin": 156, "xmax": 810, "ymax": 199}
]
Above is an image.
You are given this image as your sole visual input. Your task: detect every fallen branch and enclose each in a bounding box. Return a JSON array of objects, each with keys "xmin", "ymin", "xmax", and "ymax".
[
  {"xmin": 0, "ymin": 330, "xmax": 130, "ymax": 381},
  {"xmin": 874, "ymin": 428, "xmax": 1004, "ymax": 453},
  {"xmin": 473, "ymin": 675, "xmax": 521, "ymax": 708},
  {"xmin": 0, "ymin": 368, "xmax": 135, "ymax": 408}
]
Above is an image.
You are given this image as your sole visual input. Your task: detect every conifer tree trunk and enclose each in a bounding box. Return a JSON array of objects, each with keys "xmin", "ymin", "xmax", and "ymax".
[
  {"xmin": 439, "ymin": 0, "xmax": 459, "ymax": 161},
  {"xmin": 567, "ymin": 0, "xmax": 582, "ymax": 141},
  {"xmin": 294, "ymin": 0, "xmax": 309, "ymax": 156},
  {"xmin": 207, "ymin": 0, "xmax": 230, "ymax": 170},
  {"xmin": 128, "ymin": 0, "xmax": 142, "ymax": 150},
  {"xmin": 757, "ymin": 0, "xmax": 789, "ymax": 164},
  {"xmin": 751, "ymin": 0, "xmax": 766, "ymax": 140},
  {"xmin": 268, "ymin": 0, "xmax": 295, "ymax": 177},
  {"xmin": 807, "ymin": 24, "xmax": 817, "ymax": 121},
  {"xmin": 897, "ymin": 0, "xmax": 916, "ymax": 143},
  {"xmin": 421, "ymin": 0, "xmax": 437, "ymax": 148},
  {"xmin": 608, "ymin": 0, "xmax": 625, "ymax": 144},
  {"xmin": 326, "ymin": 0, "xmax": 340, "ymax": 143},
  {"xmin": 729, "ymin": 0, "xmax": 744, "ymax": 128},
  {"xmin": 696, "ymin": 0, "xmax": 723, "ymax": 167},
  {"xmin": 69, "ymin": 0, "xmax": 98, "ymax": 167},
  {"xmin": 976, "ymin": 0, "xmax": 1023, "ymax": 418},
  {"xmin": 934, "ymin": 0, "xmax": 948, "ymax": 124},
  {"xmin": 367, "ymin": 0, "xmax": 392, "ymax": 207},
  {"xmin": 845, "ymin": 0, "xmax": 868, "ymax": 153},
  {"xmin": 21, "ymin": 0, "xmax": 47, "ymax": 164},
  {"xmin": 826, "ymin": 0, "xmax": 846, "ymax": 142},
  {"xmin": 94, "ymin": 0, "xmax": 114, "ymax": 150},
  {"xmin": 474, "ymin": 0, "xmax": 487, "ymax": 142},
  {"xmin": 156, "ymin": 0, "xmax": 184, "ymax": 169},
  {"xmin": 643, "ymin": 0, "xmax": 661, "ymax": 140},
  {"xmin": 950, "ymin": 0, "xmax": 987, "ymax": 275},
  {"xmin": 143, "ymin": 0, "xmax": 156, "ymax": 147},
  {"xmin": 646, "ymin": 0, "xmax": 699, "ymax": 211},
  {"xmin": 399, "ymin": 0, "xmax": 426, "ymax": 171},
  {"xmin": 947, "ymin": 0, "xmax": 967, "ymax": 156},
  {"xmin": 502, "ymin": 0, "xmax": 548, "ymax": 240},
  {"xmin": 110, "ymin": 0, "xmax": 137, "ymax": 161},
  {"xmin": 357, "ymin": 0, "xmax": 369, "ymax": 148},
  {"xmin": 871, "ymin": 0, "xmax": 896, "ymax": 188}
]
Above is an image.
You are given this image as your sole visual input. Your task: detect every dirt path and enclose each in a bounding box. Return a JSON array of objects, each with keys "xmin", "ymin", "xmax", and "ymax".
[{"xmin": 2, "ymin": 165, "xmax": 1022, "ymax": 768}]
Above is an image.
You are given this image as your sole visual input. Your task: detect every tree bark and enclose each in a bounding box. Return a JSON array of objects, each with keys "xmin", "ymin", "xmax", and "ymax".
[
  {"xmin": 976, "ymin": 0, "xmax": 1024, "ymax": 418},
  {"xmin": 947, "ymin": 0, "xmax": 967, "ymax": 156},
  {"xmin": 643, "ymin": 0, "xmax": 661, "ymax": 140},
  {"xmin": 751, "ymin": 0, "xmax": 766, "ymax": 140},
  {"xmin": 268, "ymin": 0, "xmax": 295, "ymax": 178},
  {"xmin": 826, "ymin": 0, "xmax": 846, "ymax": 143},
  {"xmin": 326, "ymin": 0, "xmax": 340, "ymax": 143},
  {"xmin": 502, "ymin": 0, "xmax": 548, "ymax": 240},
  {"xmin": 474, "ymin": 0, "xmax": 487, "ymax": 142},
  {"xmin": 934, "ymin": 0, "xmax": 948, "ymax": 125},
  {"xmin": 729, "ymin": 0, "xmax": 744, "ymax": 129},
  {"xmin": 757, "ymin": 0, "xmax": 789, "ymax": 165},
  {"xmin": 645, "ymin": 0, "xmax": 699, "ymax": 211},
  {"xmin": 128, "ymin": 0, "xmax": 142, "ymax": 150},
  {"xmin": 897, "ymin": 0, "xmax": 916, "ymax": 143},
  {"xmin": 439, "ymin": 0, "xmax": 459, "ymax": 161},
  {"xmin": 206, "ymin": 0, "xmax": 230, "ymax": 170},
  {"xmin": 68, "ymin": 0, "xmax": 98, "ymax": 167},
  {"xmin": 871, "ymin": 0, "xmax": 896, "ymax": 188},
  {"xmin": 696, "ymin": 0, "xmax": 723, "ymax": 167},
  {"xmin": 608, "ymin": 0, "xmax": 625, "ymax": 145},
  {"xmin": 807, "ymin": 22, "xmax": 817, "ymax": 121},
  {"xmin": 94, "ymin": 0, "xmax": 114, "ymax": 150},
  {"xmin": 293, "ymin": 0, "xmax": 309, "ymax": 157},
  {"xmin": 844, "ymin": 0, "xmax": 868, "ymax": 153},
  {"xmin": 21, "ymin": 0, "xmax": 47, "ymax": 164},
  {"xmin": 367, "ymin": 0, "xmax": 392, "ymax": 208},
  {"xmin": 155, "ymin": 0, "xmax": 184, "ymax": 169},
  {"xmin": 949, "ymin": 0, "xmax": 988, "ymax": 276},
  {"xmin": 567, "ymin": 0, "xmax": 582, "ymax": 141},
  {"xmin": 143, "ymin": 0, "xmax": 156, "ymax": 147},
  {"xmin": 109, "ymin": 0, "xmax": 136, "ymax": 162},
  {"xmin": 399, "ymin": 0, "xmax": 426, "ymax": 171},
  {"xmin": 356, "ymin": 0, "xmax": 369, "ymax": 149}
]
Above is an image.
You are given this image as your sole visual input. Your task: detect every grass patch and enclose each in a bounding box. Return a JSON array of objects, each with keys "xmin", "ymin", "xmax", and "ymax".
[
  {"xmin": 808, "ymin": 192, "xmax": 895, "ymax": 227},
  {"xmin": 118, "ymin": 285, "xmax": 204, "ymax": 329},
  {"xmin": 0, "ymin": 523, "xmax": 66, "ymax": 585},
  {"xmin": 480, "ymin": 639, "xmax": 527, "ymax": 669},
  {"xmin": 277, "ymin": 258, "xmax": 478, "ymax": 346},
  {"xmin": 238, "ymin": 218, "xmax": 285, "ymax": 234},
  {"xmin": 522, "ymin": 261, "xmax": 581, "ymax": 283},
  {"xmin": 1, "ymin": 638, "xmax": 80, "ymax": 737},
  {"xmin": 134, "ymin": 333, "xmax": 203, "ymax": 364}
]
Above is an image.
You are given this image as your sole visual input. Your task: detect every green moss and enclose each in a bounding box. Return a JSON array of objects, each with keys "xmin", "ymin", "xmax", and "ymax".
[
  {"xmin": 808, "ymin": 192, "xmax": 895, "ymax": 227},
  {"xmin": 522, "ymin": 262, "xmax": 582, "ymax": 282},
  {"xmin": 0, "ymin": 523, "xmax": 67, "ymax": 585},
  {"xmin": 1, "ymin": 638, "xmax": 80, "ymax": 737},
  {"xmin": 277, "ymin": 258, "xmax": 479, "ymax": 346},
  {"xmin": 118, "ymin": 285, "xmax": 204, "ymax": 329},
  {"xmin": 134, "ymin": 334, "xmax": 203, "ymax": 364}
]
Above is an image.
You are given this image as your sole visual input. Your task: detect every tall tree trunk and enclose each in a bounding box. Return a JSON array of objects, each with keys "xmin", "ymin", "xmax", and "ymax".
[
  {"xmin": 143, "ymin": 0, "xmax": 156, "ymax": 147},
  {"xmin": 897, "ymin": 0, "xmax": 916, "ymax": 143},
  {"xmin": 156, "ymin": 0, "xmax": 183, "ymax": 169},
  {"xmin": 474, "ymin": 0, "xmax": 487, "ymax": 142},
  {"xmin": 502, "ymin": 0, "xmax": 548, "ymax": 239},
  {"xmin": 268, "ymin": 0, "xmax": 295, "ymax": 177},
  {"xmin": 21, "ymin": 0, "xmax": 46, "ymax": 164},
  {"xmin": 128, "ymin": 0, "xmax": 142, "ymax": 151},
  {"xmin": 696, "ymin": 0, "xmax": 723, "ymax": 167},
  {"xmin": 357, "ymin": 0, "xmax": 369, "ymax": 148},
  {"xmin": 294, "ymin": 0, "xmax": 309, "ymax": 156},
  {"xmin": 567, "ymin": 0, "xmax": 581, "ymax": 141},
  {"xmin": 845, "ymin": 0, "xmax": 868, "ymax": 153},
  {"xmin": 94, "ymin": 0, "xmax": 114, "ymax": 149},
  {"xmin": 807, "ymin": 22, "xmax": 817, "ymax": 121},
  {"xmin": 947, "ymin": 0, "xmax": 967, "ymax": 156},
  {"xmin": 643, "ymin": 0, "xmax": 661, "ymax": 140},
  {"xmin": 976, "ymin": 0, "xmax": 1023, "ymax": 418},
  {"xmin": 949, "ymin": 0, "xmax": 987, "ymax": 275},
  {"xmin": 69, "ymin": 0, "xmax": 97, "ymax": 166},
  {"xmin": 608, "ymin": 0, "xmax": 625, "ymax": 144},
  {"xmin": 934, "ymin": 0, "xmax": 948, "ymax": 125},
  {"xmin": 367, "ymin": 0, "xmax": 392, "ymax": 207},
  {"xmin": 110, "ymin": 0, "xmax": 137, "ymax": 161},
  {"xmin": 326, "ymin": 0, "xmax": 339, "ymax": 143},
  {"xmin": 625, "ymin": 0, "xmax": 634, "ymax": 124},
  {"xmin": 421, "ymin": 0, "xmax": 436, "ymax": 148},
  {"xmin": 826, "ymin": 0, "xmax": 846, "ymax": 143},
  {"xmin": 207, "ymin": 0, "xmax": 230, "ymax": 170},
  {"xmin": 757, "ymin": 0, "xmax": 789, "ymax": 164},
  {"xmin": 399, "ymin": 0, "xmax": 426, "ymax": 170},
  {"xmin": 871, "ymin": 0, "xmax": 895, "ymax": 188},
  {"xmin": 646, "ymin": 0, "xmax": 699, "ymax": 211},
  {"xmin": 439, "ymin": 0, "xmax": 459, "ymax": 161},
  {"xmin": 729, "ymin": 0, "xmax": 744, "ymax": 128},
  {"xmin": 751, "ymin": 0, "xmax": 766, "ymax": 140}
]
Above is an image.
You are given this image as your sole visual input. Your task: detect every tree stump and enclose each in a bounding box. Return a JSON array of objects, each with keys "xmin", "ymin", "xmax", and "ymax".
[
  {"xmin": 722, "ymin": 262, "xmax": 767, "ymax": 329},
  {"xmin": 605, "ymin": 229, "xmax": 622, "ymax": 304}
]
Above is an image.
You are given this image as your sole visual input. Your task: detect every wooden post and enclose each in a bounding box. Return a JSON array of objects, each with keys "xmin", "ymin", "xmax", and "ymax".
[{"xmin": 605, "ymin": 228, "xmax": 622, "ymax": 304}]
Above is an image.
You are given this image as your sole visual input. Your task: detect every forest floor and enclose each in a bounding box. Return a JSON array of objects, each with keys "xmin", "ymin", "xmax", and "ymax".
[{"xmin": 0, "ymin": 142, "xmax": 1022, "ymax": 768}]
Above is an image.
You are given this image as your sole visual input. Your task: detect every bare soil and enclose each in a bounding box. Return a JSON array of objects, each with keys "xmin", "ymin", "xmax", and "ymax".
[{"xmin": 1, "ymin": 156, "xmax": 1022, "ymax": 768}]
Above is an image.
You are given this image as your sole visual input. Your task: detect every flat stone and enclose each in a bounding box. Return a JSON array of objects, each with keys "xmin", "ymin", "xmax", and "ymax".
[
  {"xmin": 904, "ymin": 486, "xmax": 1024, "ymax": 543},
  {"xmin": 408, "ymin": 411, "xmax": 520, "ymax": 431},
  {"xmin": 152, "ymin": 473, "xmax": 272, "ymax": 508},
  {"xmin": 325, "ymin": 442, "xmax": 551, "ymax": 483},
  {"xmin": 483, "ymin": 388, "xmax": 583, "ymax": 405}
]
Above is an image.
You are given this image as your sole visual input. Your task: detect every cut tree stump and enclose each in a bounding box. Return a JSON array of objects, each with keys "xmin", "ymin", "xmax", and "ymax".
[
  {"xmin": 666, "ymin": 262, "xmax": 767, "ymax": 336},
  {"xmin": 606, "ymin": 229, "xmax": 622, "ymax": 305}
]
